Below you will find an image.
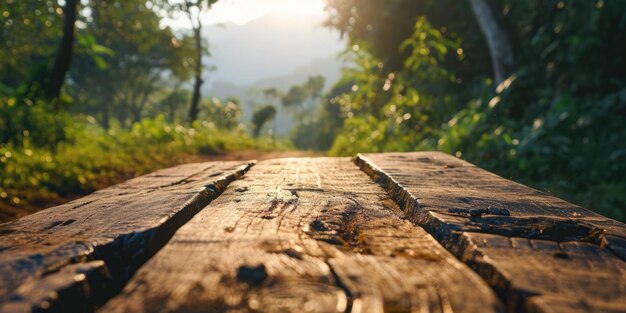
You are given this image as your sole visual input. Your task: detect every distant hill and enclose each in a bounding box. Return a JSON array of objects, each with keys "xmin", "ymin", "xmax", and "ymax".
[
  {"xmin": 203, "ymin": 12, "xmax": 345, "ymax": 85},
  {"xmin": 200, "ymin": 12, "xmax": 346, "ymax": 135},
  {"xmin": 206, "ymin": 55, "xmax": 343, "ymax": 135}
]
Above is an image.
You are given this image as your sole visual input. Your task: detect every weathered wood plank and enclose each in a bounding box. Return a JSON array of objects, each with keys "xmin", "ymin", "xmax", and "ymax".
[
  {"xmin": 101, "ymin": 158, "xmax": 502, "ymax": 312},
  {"xmin": 0, "ymin": 161, "xmax": 253, "ymax": 312},
  {"xmin": 0, "ymin": 261, "xmax": 112, "ymax": 313},
  {"xmin": 355, "ymin": 152, "xmax": 626, "ymax": 313}
]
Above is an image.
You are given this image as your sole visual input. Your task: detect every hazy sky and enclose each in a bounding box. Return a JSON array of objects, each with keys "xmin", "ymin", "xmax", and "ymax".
[
  {"xmin": 162, "ymin": 0, "xmax": 343, "ymax": 87},
  {"xmin": 164, "ymin": 0, "xmax": 327, "ymax": 27},
  {"xmin": 209, "ymin": 0, "xmax": 326, "ymax": 24}
]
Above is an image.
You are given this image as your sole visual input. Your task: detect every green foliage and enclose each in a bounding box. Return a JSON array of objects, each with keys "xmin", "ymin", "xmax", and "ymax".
[
  {"xmin": 0, "ymin": 95, "xmax": 71, "ymax": 146},
  {"xmin": 0, "ymin": 0, "xmax": 64, "ymax": 90},
  {"xmin": 69, "ymin": 0, "xmax": 197, "ymax": 126},
  {"xmin": 3, "ymin": 0, "xmax": 625, "ymax": 223},
  {"xmin": 325, "ymin": 0, "xmax": 490, "ymax": 76},
  {"xmin": 251, "ymin": 105, "xmax": 277, "ymax": 137},
  {"xmin": 201, "ymin": 97, "xmax": 242, "ymax": 130},
  {"xmin": 318, "ymin": 0, "xmax": 626, "ymax": 221},
  {"xmin": 1, "ymin": 0, "xmax": 198, "ymax": 133},
  {"xmin": 76, "ymin": 33, "xmax": 115, "ymax": 70},
  {"xmin": 0, "ymin": 0, "xmax": 307, "ymax": 223},
  {"xmin": 326, "ymin": 18, "xmax": 460, "ymax": 155},
  {"xmin": 289, "ymin": 78, "xmax": 346, "ymax": 151},
  {"xmin": 0, "ymin": 0, "xmax": 301, "ymax": 221},
  {"xmin": 158, "ymin": 87, "xmax": 191, "ymax": 122},
  {"xmin": 0, "ymin": 114, "xmax": 288, "ymax": 215},
  {"xmin": 281, "ymin": 75, "xmax": 326, "ymax": 108},
  {"xmin": 282, "ymin": 85, "xmax": 308, "ymax": 108},
  {"xmin": 270, "ymin": 75, "xmax": 329, "ymax": 148}
]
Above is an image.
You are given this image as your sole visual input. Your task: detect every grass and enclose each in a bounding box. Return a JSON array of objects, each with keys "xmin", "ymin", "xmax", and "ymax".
[{"xmin": 0, "ymin": 115, "xmax": 291, "ymax": 221}]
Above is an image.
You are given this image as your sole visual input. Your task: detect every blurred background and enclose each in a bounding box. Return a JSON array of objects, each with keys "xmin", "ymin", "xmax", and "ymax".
[{"xmin": 1, "ymin": 0, "xmax": 625, "ymax": 222}]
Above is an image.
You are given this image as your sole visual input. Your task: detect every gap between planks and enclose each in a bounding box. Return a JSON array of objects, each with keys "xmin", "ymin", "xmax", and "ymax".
[
  {"xmin": 0, "ymin": 161, "xmax": 254, "ymax": 312},
  {"xmin": 3, "ymin": 153, "xmax": 623, "ymax": 313},
  {"xmin": 100, "ymin": 157, "xmax": 502, "ymax": 313}
]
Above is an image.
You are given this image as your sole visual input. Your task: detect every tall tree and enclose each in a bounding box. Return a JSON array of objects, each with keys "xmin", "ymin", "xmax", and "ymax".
[
  {"xmin": 69, "ymin": 0, "xmax": 195, "ymax": 127},
  {"xmin": 46, "ymin": 0, "xmax": 79, "ymax": 100},
  {"xmin": 325, "ymin": 0, "xmax": 492, "ymax": 85},
  {"xmin": 168, "ymin": 0, "xmax": 218, "ymax": 123},
  {"xmin": 0, "ymin": 1, "xmax": 64, "ymax": 91},
  {"xmin": 468, "ymin": 0, "xmax": 514, "ymax": 84}
]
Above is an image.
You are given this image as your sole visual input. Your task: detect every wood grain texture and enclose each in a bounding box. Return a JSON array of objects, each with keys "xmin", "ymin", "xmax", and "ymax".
[
  {"xmin": 0, "ymin": 161, "xmax": 253, "ymax": 312},
  {"xmin": 355, "ymin": 152, "xmax": 626, "ymax": 313},
  {"xmin": 101, "ymin": 157, "xmax": 502, "ymax": 313}
]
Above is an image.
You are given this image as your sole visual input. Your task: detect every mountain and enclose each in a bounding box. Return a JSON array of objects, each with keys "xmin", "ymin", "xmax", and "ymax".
[
  {"xmin": 199, "ymin": 12, "xmax": 347, "ymax": 135},
  {"xmin": 203, "ymin": 12, "xmax": 345, "ymax": 85}
]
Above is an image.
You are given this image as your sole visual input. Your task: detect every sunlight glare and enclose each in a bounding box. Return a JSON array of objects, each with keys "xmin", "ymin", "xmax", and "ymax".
[{"xmin": 167, "ymin": 0, "xmax": 326, "ymax": 28}]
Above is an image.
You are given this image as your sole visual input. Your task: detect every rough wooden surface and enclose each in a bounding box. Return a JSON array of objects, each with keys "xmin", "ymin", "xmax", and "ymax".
[
  {"xmin": 2, "ymin": 154, "xmax": 624, "ymax": 313},
  {"xmin": 355, "ymin": 152, "xmax": 626, "ymax": 313},
  {"xmin": 101, "ymin": 158, "xmax": 502, "ymax": 312},
  {"xmin": 0, "ymin": 161, "xmax": 253, "ymax": 312}
]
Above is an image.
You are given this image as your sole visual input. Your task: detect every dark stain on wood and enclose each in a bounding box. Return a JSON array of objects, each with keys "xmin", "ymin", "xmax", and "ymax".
[{"xmin": 236, "ymin": 264, "xmax": 268, "ymax": 286}]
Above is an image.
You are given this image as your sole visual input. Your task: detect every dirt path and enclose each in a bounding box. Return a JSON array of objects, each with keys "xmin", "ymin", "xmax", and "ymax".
[{"xmin": 181, "ymin": 150, "xmax": 326, "ymax": 163}]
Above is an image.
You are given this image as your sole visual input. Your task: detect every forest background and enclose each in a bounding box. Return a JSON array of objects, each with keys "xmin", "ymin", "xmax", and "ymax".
[{"xmin": 1, "ymin": 0, "xmax": 625, "ymax": 222}]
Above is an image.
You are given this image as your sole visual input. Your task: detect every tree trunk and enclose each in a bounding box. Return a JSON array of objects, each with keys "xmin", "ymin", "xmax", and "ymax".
[
  {"xmin": 468, "ymin": 0, "xmax": 514, "ymax": 84},
  {"xmin": 47, "ymin": 0, "xmax": 79, "ymax": 100},
  {"xmin": 188, "ymin": 26, "xmax": 203, "ymax": 123},
  {"xmin": 101, "ymin": 106, "xmax": 111, "ymax": 129}
]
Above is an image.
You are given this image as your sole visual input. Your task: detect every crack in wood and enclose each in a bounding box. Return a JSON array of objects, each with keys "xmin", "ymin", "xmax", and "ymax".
[
  {"xmin": 354, "ymin": 152, "xmax": 626, "ymax": 313},
  {"xmin": 0, "ymin": 162, "xmax": 255, "ymax": 312},
  {"xmin": 355, "ymin": 153, "xmax": 622, "ymax": 250},
  {"xmin": 464, "ymin": 216, "xmax": 607, "ymax": 244},
  {"xmin": 326, "ymin": 259, "xmax": 353, "ymax": 313},
  {"xmin": 100, "ymin": 158, "xmax": 502, "ymax": 312}
]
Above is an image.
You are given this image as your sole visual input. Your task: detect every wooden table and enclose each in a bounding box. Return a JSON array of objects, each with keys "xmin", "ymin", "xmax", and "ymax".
[{"xmin": 0, "ymin": 152, "xmax": 624, "ymax": 313}]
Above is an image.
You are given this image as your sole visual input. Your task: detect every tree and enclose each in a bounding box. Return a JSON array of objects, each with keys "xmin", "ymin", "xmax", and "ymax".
[
  {"xmin": 0, "ymin": 1, "xmax": 64, "ymax": 96},
  {"xmin": 160, "ymin": 86, "xmax": 191, "ymax": 122},
  {"xmin": 305, "ymin": 76, "xmax": 325, "ymax": 101},
  {"xmin": 46, "ymin": 0, "xmax": 79, "ymax": 100},
  {"xmin": 468, "ymin": 0, "xmax": 514, "ymax": 84},
  {"xmin": 325, "ymin": 0, "xmax": 491, "ymax": 82},
  {"xmin": 69, "ymin": 0, "xmax": 195, "ymax": 127},
  {"xmin": 202, "ymin": 97, "xmax": 241, "ymax": 129},
  {"xmin": 281, "ymin": 75, "xmax": 325, "ymax": 107},
  {"xmin": 251, "ymin": 105, "xmax": 276, "ymax": 137},
  {"xmin": 263, "ymin": 88, "xmax": 280, "ymax": 99},
  {"xmin": 164, "ymin": 0, "xmax": 218, "ymax": 123},
  {"xmin": 282, "ymin": 85, "xmax": 308, "ymax": 108},
  {"xmin": 322, "ymin": 0, "xmax": 626, "ymax": 221}
]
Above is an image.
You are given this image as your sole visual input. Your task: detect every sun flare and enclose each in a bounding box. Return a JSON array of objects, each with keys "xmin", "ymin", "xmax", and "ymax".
[{"xmin": 174, "ymin": 0, "xmax": 327, "ymax": 27}]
